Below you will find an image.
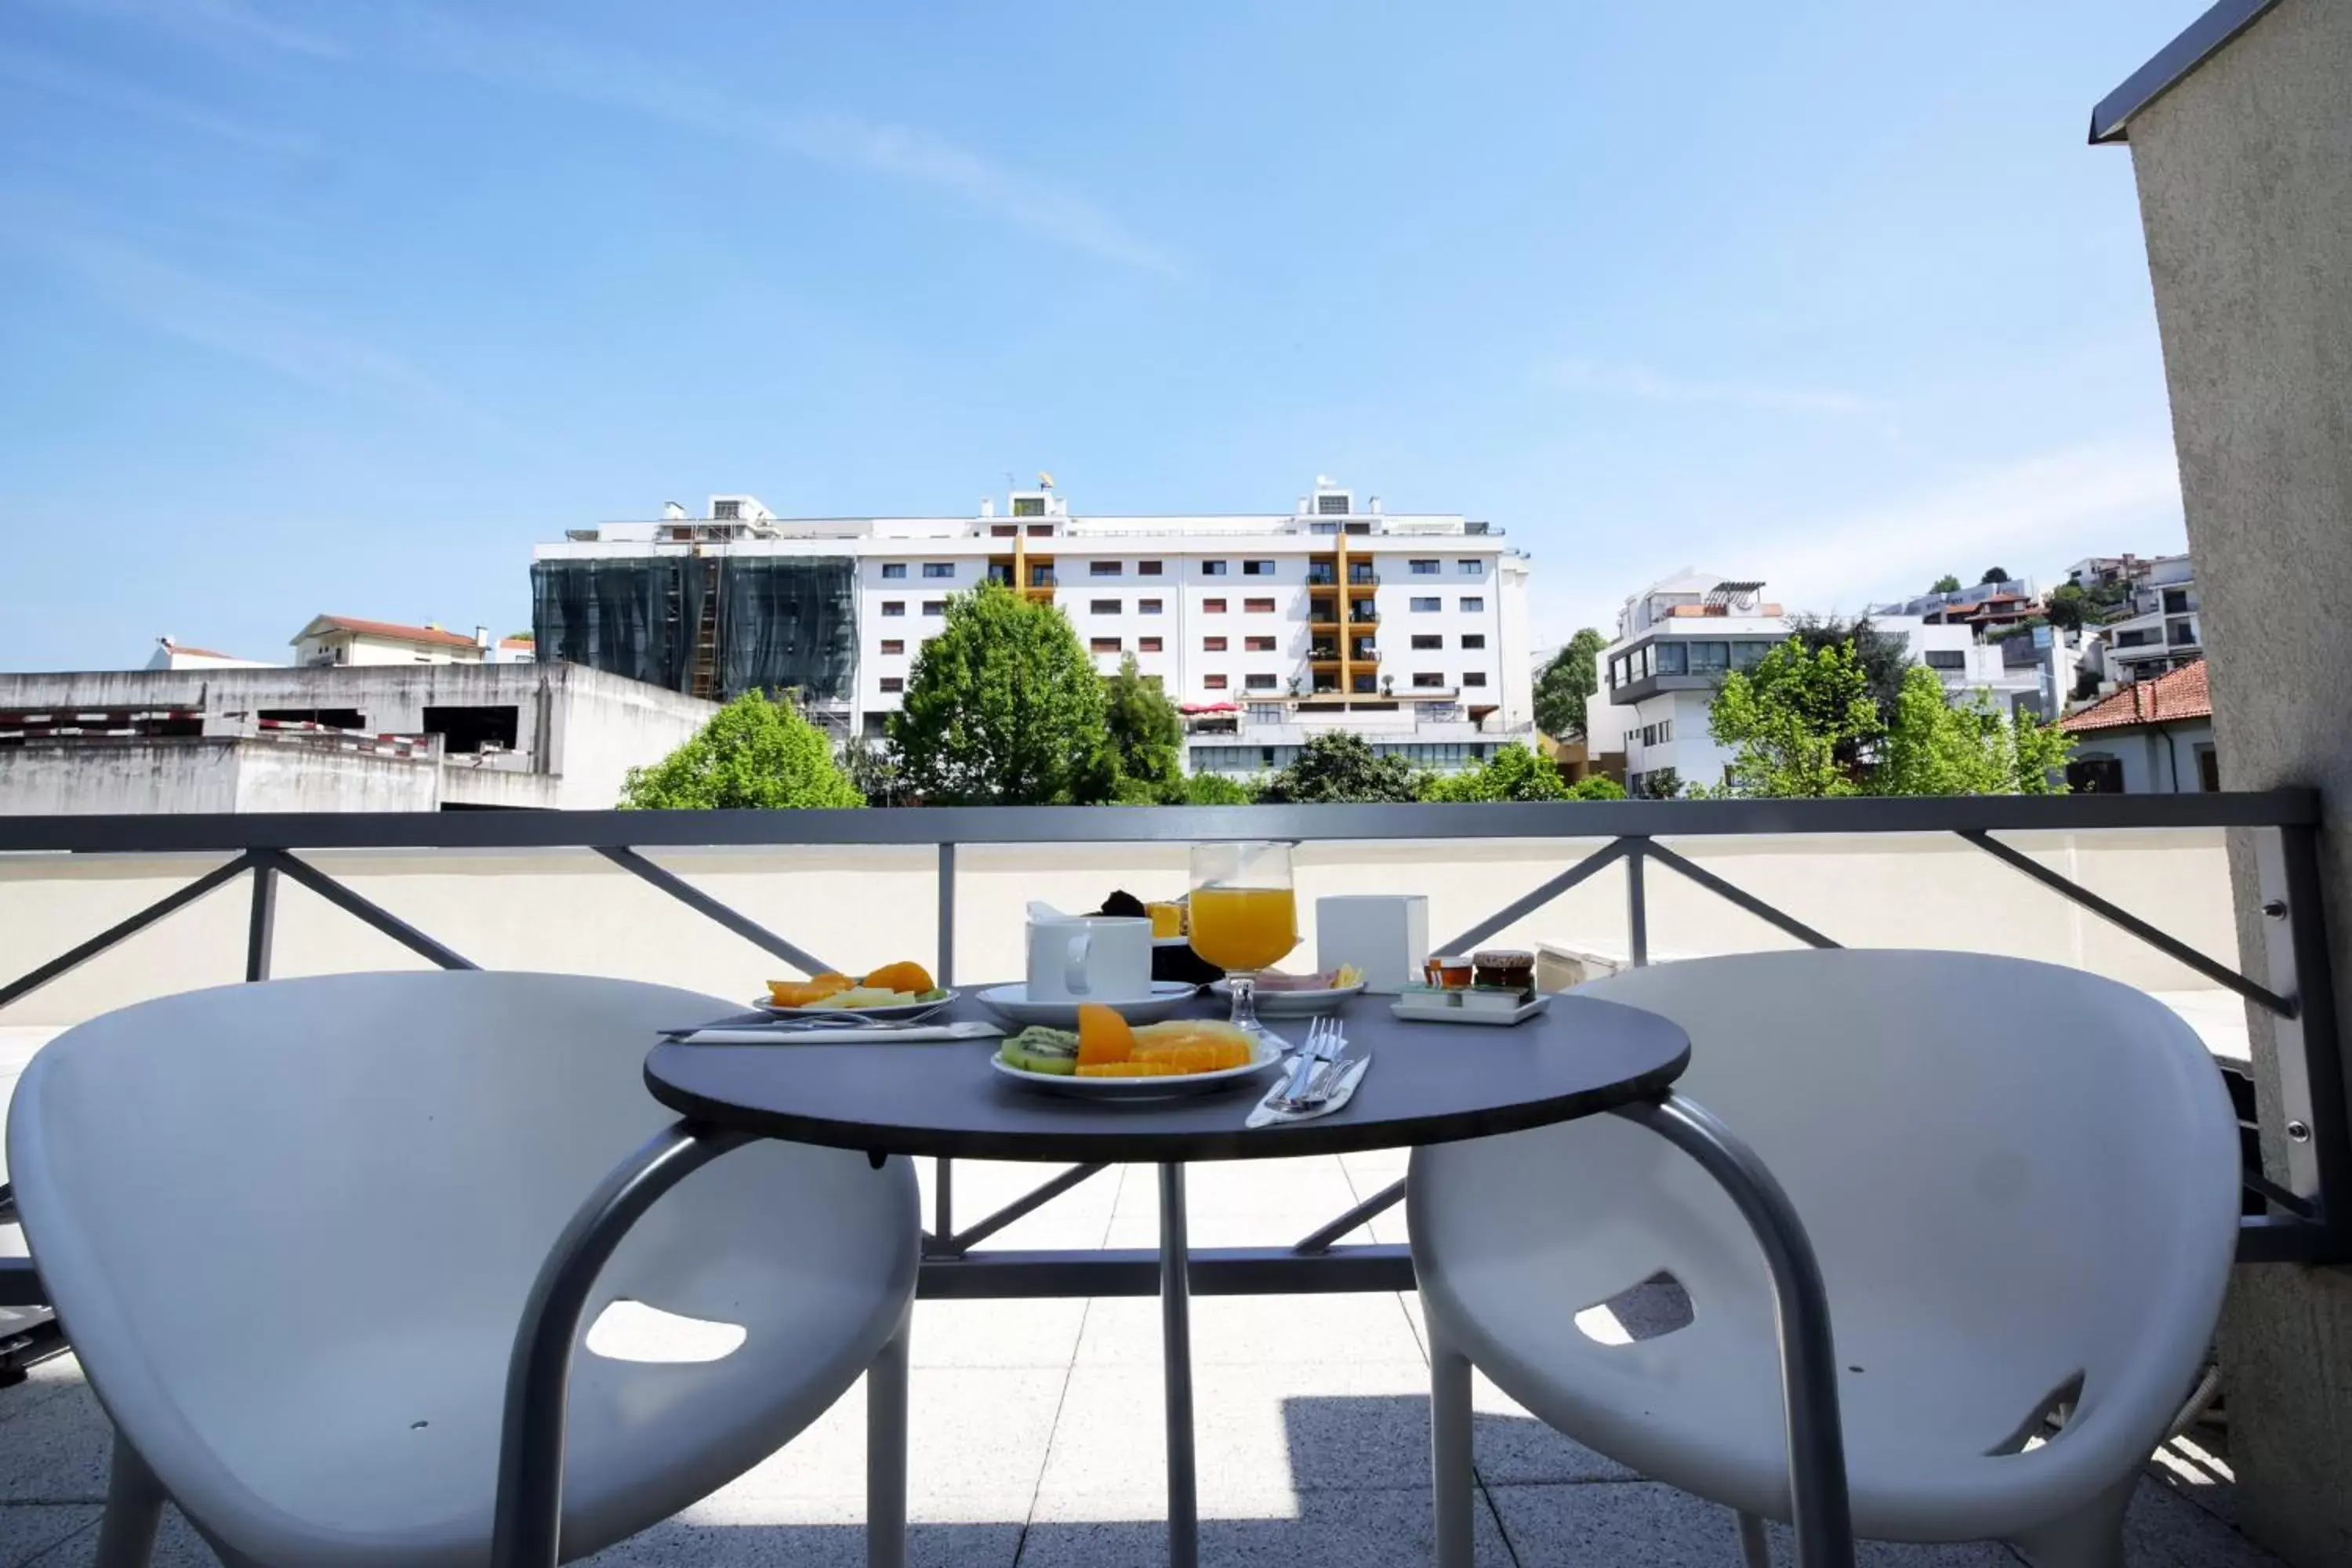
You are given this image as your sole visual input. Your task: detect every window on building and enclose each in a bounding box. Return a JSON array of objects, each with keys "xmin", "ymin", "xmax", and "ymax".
[
  {"xmin": 1409, "ymin": 559, "xmax": 1439, "ymax": 575},
  {"xmin": 1413, "ymin": 672, "xmax": 1444, "ymax": 688},
  {"xmin": 1201, "ymin": 560, "xmax": 1229, "ymax": 576},
  {"xmin": 880, "ymin": 562, "xmax": 907, "ymax": 579},
  {"xmin": 1139, "ymin": 637, "xmax": 1163, "ymax": 653},
  {"xmin": 1411, "ymin": 634, "xmax": 1442, "ymax": 650},
  {"xmin": 989, "ymin": 524, "xmax": 1018, "ymax": 537},
  {"xmin": 1243, "ymin": 560, "xmax": 1276, "ymax": 576},
  {"xmin": 1454, "ymin": 671, "xmax": 1485, "ymax": 689},
  {"xmin": 880, "ymin": 639, "xmax": 904, "ymax": 655},
  {"xmin": 422, "ymin": 706, "xmax": 519, "ymax": 754},
  {"xmin": 1245, "ymin": 673, "xmax": 1278, "ymax": 690},
  {"xmin": 1457, "ymin": 560, "xmax": 1484, "ymax": 576},
  {"xmin": 1925, "ymin": 649, "xmax": 1966, "ymax": 670},
  {"xmin": 1731, "ymin": 641, "xmax": 1769, "ymax": 670},
  {"xmin": 1025, "ymin": 522, "xmax": 1052, "ymax": 537},
  {"xmin": 2067, "ymin": 755, "xmax": 2125, "ymax": 793},
  {"xmin": 1244, "ymin": 597, "xmax": 1276, "ymax": 613},
  {"xmin": 1460, "ymin": 596, "xmax": 1485, "ymax": 612},
  {"xmin": 1659, "ymin": 719, "xmax": 1673, "ymax": 742},
  {"xmin": 880, "ymin": 676, "xmax": 904, "ymax": 694},
  {"xmin": 881, "ymin": 601, "xmax": 906, "ymax": 617},
  {"xmin": 2163, "ymin": 588, "xmax": 2190, "ymax": 614},
  {"xmin": 1203, "ymin": 598, "xmax": 1227, "ymax": 613},
  {"xmin": 1090, "ymin": 561, "xmax": 1123, "ymax": 578},
  {"xmin": 922, "ymin": 600, "xmax": 946, "ymax": 615},
  {"xmin": 2197, "ymin": 745, "xmax": 2220, "ymax": 792},
  {"xmin": 1461, "ymin": 633, "xmax": 1486, "ymax": 650},
  {"xmin": 1655, "ymin": 642, "xmax": 1687, "ymax": 675},
  {"xmin": 1410, "ymin": 597, "xmax": 1440, "ymax": 613},
  {"xmin": 1610, "ymin": 656, "xmax": 1625, "ymax": 687},
  {"xmin": 1246, "ymin": 636, "xmax": 1276, "ymax": 652},
  {"xmin": 1013, "ymin": 496, "xmax": 1046, "ymax": 517},
  {"xmin": 1091, "ymin": 637, "xmax": 1121, "ymax": 654},
  {"xmin": 1091, "ymin": 599, "xmax": 1121, "ymax": 615},
  {"xmin": 1687, "ymin": 641, "xmax": 1728, "ymax": 673},
  {"xmin": 1204, "ymin": 673, "xmax": 1229, "ymax": 690},
  {"xmin": 713, "ymin": 499, "xmax": 741, "ymax": 521},
  {"xmin": 923, "ymin": 562, "xmax": 955, "ymax": 579},
  {"xmin": 1317, "ymin": 494, "xmax": 1350, "ymax": 515},
  {"xmin": 1203, "ymin": 636, "xmax": 1229, "ymax": 652},
  {"xmin": 1138, "ymin": 560, "xmax": 1163, "ymax": 576},
  {"xmin": 1139, "ymin": 597, "xmax": 1163, "ymax": 614}
]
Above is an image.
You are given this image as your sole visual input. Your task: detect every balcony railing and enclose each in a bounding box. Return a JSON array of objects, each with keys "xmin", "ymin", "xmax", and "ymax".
[{"xmin": 0, "ymin": 789, "xmax": 2336, "ymax": 1316}]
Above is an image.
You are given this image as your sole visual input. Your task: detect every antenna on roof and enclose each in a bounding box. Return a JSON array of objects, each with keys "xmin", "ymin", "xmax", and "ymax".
[{"xmin": 1038, "ymin": 470, "xmax": 1054, "ymax": 490}]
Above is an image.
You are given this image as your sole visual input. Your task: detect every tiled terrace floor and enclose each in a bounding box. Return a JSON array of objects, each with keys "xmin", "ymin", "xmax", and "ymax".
[{"xmin": 0, "ymin": 1024, "xmax": 2281, "ymax": 1567}]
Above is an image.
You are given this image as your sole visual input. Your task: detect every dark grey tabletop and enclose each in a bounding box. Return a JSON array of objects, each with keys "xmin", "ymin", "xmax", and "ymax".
[{"xmin": 644, "ymin": 988, "xmax": 1690, "ymax": 1163}]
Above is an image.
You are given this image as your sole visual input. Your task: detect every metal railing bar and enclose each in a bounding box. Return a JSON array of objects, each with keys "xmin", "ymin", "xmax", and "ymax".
[
  {"xmin": 2236, "ymin": 1214, "xmax": 2331, "ymax": 1265},
  {"xmin": 1643, "ymin": 843, "xmax": 1842, "ymax": 950},
  {"xmin": 1628, "ymin": 842, "xmax": 1650, "ymax": 967},
  {"xmin": 2243, "ymin": 1169, "xmax": 2321, "ymax": 1221},
  {"xmin": 1436, "ymin": 838, "xmax": 1633, "ymax": 956},
  {"xmin": 938, "ymin": 1163, "xmax": 1109, "ymax": 1257},
  {"xmin": 591, "ymin": 846, "xmax": 829, "ymax": 978},
  {"xmin": 0, "ymin": 853, "xmax": 255, "ymax": 1011},
  {"xmin": 0, "ymin": 1258, "xmax": 44, "ymax": 1309},
  {"xmin": 2269, "ymin": 824, "xmax": 2352, "ymax": 1258},
  {"xmin": 0, "ymin": 1182, "xmax": 13, "ymax": 1223},
  {"xmin": 934, "ymin": 1158, "xmax": 953, "ymax": 1244},
  {"xmin": 1958, "ymin": 831, "xmax": 2293, "ymax": 1018},
  {"xmin": 245, "ymin": 855, "xmax": 277, "ymax": 983},
  {"xmin": 913, "ymin": 1243, "xmax": 1418, "ymax": 1298},
  {"xmin": 0, "ymin": 789, "xmax": 2319, "ymax": 855},
  {"xmin": 260, "ymin": 850, "xmax": 477, "ymax": 971},
  {"xmin": 1292, "ymin": 1178, "xmax": 1406, "ymax": 1255},
  {"xmin": 936, "ymin": 843, "xmax": 956, "ymax": 988}
]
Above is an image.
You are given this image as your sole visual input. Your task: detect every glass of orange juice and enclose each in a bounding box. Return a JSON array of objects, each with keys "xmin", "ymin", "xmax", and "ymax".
[{"xmin": 1188, "ymin": 841, "xmax": 1298, "ymax": 1037}]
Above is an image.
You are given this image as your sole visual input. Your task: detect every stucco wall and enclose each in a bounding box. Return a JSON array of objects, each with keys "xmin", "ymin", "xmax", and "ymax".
[
  {"xmin": 2122, "ymin": 1, "xmax": 2352, "ymax": 1559},
  {"xmin": 0, "ymin": 743, "xmax": 245, "ymax": 815},
  {"xmin": 0, "ymin": 829, "xmax": 2239, "ymax": 1027},
  {"xmin": 2069, "ymin": 719, "xmax": 2216, "ymax": 794},
  {"xmin": 543, "ymin": 666, "xmax": 721, "ymax": 808}
]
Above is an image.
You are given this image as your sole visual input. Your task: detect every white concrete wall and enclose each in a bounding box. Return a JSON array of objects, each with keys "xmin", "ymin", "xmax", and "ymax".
[
  {"xmin": 0, "ymin": 829, "xmax": 2239, "ymax": 1027},
  {"xmin": 0, "ymin": 743, "xmax": 247, "ymax": 814},
  {"xmin": 543, "ymin": 668, "xmax": 721, "ymax": 809},
  {"xmin": 2068, "ymin": 720, "xmax": 2216, "ymax": 795}
]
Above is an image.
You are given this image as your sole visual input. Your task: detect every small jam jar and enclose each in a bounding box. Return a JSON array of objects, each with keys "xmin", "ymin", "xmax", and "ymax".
[
  {"xmin": 1472, "ymin": 949, "xmax": 1536, "ymax": 992},
  {"xmin": 1424, "ymin": 953, "xmax": 1475, "ymax": 989}
]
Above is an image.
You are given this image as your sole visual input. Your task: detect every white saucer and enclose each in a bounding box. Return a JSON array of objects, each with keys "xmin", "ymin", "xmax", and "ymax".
[
  {"xmin": 1209, "ymin": 978, "xmax": 1364, "ymax": 1018},
  {"xmin": 976, "ymin": 981, "xmax": 1199, "ymax": 1028}
]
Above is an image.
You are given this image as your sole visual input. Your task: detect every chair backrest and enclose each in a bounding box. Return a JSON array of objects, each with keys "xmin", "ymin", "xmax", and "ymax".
[
  {"xmin": 5, "ymin": 971, "xmax": 906, "ymax": 1421},
  {"xmin": 1417, "ymin": 950, "xmax": 2241, "ymax": 1414}
]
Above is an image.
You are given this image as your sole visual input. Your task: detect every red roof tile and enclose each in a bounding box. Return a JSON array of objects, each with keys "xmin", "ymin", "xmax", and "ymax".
[
  {"xmin": 304, "ymin": 616, "xmax": 482, "ymax": 650},
  {"xmin": 2061, "ymin": 659, "xmax": 2212, "ymax": 733},
  {"xmin": 161, "ymin": 642, "xmax": 241, "ymax": 660}
]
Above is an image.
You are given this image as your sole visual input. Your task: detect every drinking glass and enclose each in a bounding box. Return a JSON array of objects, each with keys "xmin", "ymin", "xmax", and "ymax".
[{"xmin": 1188, "ymin": 841, "xmax": 1298, "ymax": 1037}]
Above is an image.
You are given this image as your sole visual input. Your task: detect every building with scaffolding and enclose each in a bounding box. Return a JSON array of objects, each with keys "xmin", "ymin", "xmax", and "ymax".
[{"xmin": 535, "ymin": 479, "xmax": 1537, "ymax": 775}]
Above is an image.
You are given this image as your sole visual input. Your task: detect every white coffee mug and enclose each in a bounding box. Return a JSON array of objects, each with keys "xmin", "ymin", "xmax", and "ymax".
[{"xmin": 1026, "ymin": 916, "xmax": 1153, "ymax": 1002}]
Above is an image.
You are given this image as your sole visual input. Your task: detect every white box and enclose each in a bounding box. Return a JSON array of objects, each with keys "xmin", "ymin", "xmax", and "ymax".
[{"xmin": 1316, "ymin": 895, "xmax": 1428, "ymax": 994}]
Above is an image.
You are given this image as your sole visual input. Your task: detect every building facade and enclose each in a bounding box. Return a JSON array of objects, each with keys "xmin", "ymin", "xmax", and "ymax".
[
  {"xmin": 2058, "ymin": 659, "xmax": 2217, "ymax": 794},
  {"xmin": 537, "ymin": 479, "xmax": 1537, "ymax": 775},
  {"xmin": 2091, "ymin": 552, "xmax": 2203, "ymax": 684}
]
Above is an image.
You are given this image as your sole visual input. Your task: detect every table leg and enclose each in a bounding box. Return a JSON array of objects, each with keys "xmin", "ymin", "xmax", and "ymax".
[
  {"xmin": 1158, "ymin": 1161, "xmax": 1199, "ymax": 1568},
  {"xmin": 1610, "ymin": 1093, "xmax": 1855, "ymax": 1568},
  {"xmin": 491, "ymin": 1120, "xmax": 753, "ymax": 1568}
]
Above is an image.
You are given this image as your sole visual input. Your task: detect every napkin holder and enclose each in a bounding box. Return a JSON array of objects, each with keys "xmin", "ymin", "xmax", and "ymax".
[{"xmin": 1315, "ymin": 895, "xmax": 1428, "ymax": 994}]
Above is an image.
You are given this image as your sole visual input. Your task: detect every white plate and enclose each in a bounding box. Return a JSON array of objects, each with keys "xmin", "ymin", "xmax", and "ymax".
[
  {"xmin": 1152, "ymin": 935, "xmax": 1192, "ymax": 949},
  {"xmin": 753, "ymin": 989, "xmax": 959, "ymax": 1023},
  {"xmin": 989, "ymin": 1034, "xmax": 1286, "ymax": 1098},
  {"xmin": 975, "ymin": 981, "xmax": 1200, "ymax": 1029},
  {"xmin": 1208, "ymin": 978, "xmax": 1366, "ymax": 1017},
  {"xmin": 1390, "ymin": 993, "xmax": 1553, "ymax": 1028}
]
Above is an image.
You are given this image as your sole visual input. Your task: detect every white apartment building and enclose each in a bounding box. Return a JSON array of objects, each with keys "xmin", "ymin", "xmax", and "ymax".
[
  {"xmin": 539, "ymin": 479, "xmax": 1537, "ymax": 776},
  {"xmin": 1597, "ymin": 570, "xmax": 2071, "ymax": 797},
  {"xmin": 2089, "ymin": 552, "xmax": 2203, "ymax": 684}
]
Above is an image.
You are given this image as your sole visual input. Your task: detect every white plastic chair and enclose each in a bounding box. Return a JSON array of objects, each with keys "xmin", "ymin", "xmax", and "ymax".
[
  {"xmin": 5, "ymin": 971, "xmax": 922, "ymax": 1566},
  {"xmin": 1410, "ymin": 950, "xmax": 2241, "ymax": 1567}
]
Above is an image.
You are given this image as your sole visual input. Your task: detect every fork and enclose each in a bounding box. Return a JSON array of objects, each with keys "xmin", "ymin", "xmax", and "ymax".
[{"xmin": 1276, "ymin": 1018, "xmax": 1345, "ymax": 1109}]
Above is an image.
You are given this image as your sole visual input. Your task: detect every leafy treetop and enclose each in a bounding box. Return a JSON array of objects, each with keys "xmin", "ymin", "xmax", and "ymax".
[
  {"xmin": 620, "ymin": 691, "xmax": 863, "ymax": 809},
  {"xmin": 1258, "ymin": 732, "xmax": 1425, "ymax": 804},
  {"xmin": 888, "ymin": 584, "xmax": 1113, "ymax": 805},
  {"xmin": 1534, "ymin": 627, "xmax": 1606, "ymax": 739}
]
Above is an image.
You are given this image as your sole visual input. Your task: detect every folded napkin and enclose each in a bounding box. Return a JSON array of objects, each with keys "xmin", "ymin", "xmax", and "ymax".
[
  {"xmin": 673, "ymin": 1022, "xmax": 1003, "ymax": 1046},
  {"xmin": 1246, "ymin": 1055, "xmax": 1370, "ymax": 1129}
]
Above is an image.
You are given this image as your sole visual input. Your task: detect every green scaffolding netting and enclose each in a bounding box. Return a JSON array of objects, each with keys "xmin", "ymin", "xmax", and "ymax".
[{"xmin": 531, "ymin": 556, "xmax": 858, "ymax": 704}]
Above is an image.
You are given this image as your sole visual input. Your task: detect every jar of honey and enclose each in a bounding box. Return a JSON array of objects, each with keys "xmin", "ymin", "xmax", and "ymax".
[
  {"xmin": 1424, "ymin": 953, "xmax": 1474, "ymax": 989},
  {"xmin": 1472, "ymin": 949, "xmax": 1535, "ymax": 992}
]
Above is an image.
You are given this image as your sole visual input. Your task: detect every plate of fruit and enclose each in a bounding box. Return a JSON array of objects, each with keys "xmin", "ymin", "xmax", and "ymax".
[
  {"xmin": 759, "ymin": 961, "xmax": 956, "ymax": 1022},
  {"xmin": 992, "ymin": 1004, "xmax": 1282, "ymax": 1098}
]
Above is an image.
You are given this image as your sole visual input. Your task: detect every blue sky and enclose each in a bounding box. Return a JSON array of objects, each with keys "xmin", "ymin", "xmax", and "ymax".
[{"xmin": 1, "ymin": 0, "xmax": 2203, "ymax": 670}]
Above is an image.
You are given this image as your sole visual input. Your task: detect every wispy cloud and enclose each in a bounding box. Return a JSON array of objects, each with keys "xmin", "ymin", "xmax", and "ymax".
[
  {"xmin": 0, "ymin": 42, "xmax": 313, "ymax": 154},
  {"xmin": 6, "ymin": 226, "xmax": 504, "ymax": 436},
  {"xmin": 29, "ymin": 0, "xmax": 347, "ymax": 61},
  {"xmin": 398, "ymin": 9, "xmax": 1184, "ymax": 278},
  {"xmin": 1538, "ymin": 356, "xmax": 1877, "ymax": 415}
]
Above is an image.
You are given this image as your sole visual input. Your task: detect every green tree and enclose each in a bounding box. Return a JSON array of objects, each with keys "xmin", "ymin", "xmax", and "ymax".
[
  {"xmin": 1876, "ymin": 666, "xmax": 2073, "ymax": 796},
  {"xmin": 1181, "ymin": 771, "xmax": 1257, "ymax": 804},
  {"xmin": 2044, "ymin": 583, "xmax": 2087, "ymax": 632},
  {"xmin": 1258, "ymin": 732, "xmax": 1425, "ymax": 804},
  {"xmin": 1534, "ymin": 627, "xmax": 1607, "ymax": 737},
  {"xmin": 1708, "ymin": 638, "xmax": 1883, "ymax": 797},
  {"xmin": 1101, "ymin": 655, "xmax": 1185, "ymax": 803},
  {"xmin": 1980, "ymin": 567, "xmax": 2012, "ymax": 585},
  {"xmin": 889, "ymin": 584, "xmax": 1113, "ymax": 804},
  {"xmin": 1930, "ymin": 575, "xmax": 1962, "ymax": 595},
  {"xmin": 1784, "ymin": 615, "xmax": 1910, "ymax": 731},
  {"xmin": 1422, "ymin": 743, "xmax": 1573, "ymax": 802},
  {"xmin": 1567, "ymin": 774, "xmax": 1628, "ymax": 800},
  {"xmin": 621, "ymin": 691, "xmax": 863, "ymax": 809},
  {"xmin": 840, "ymin": 733, "xmax": 903, "ymax": 806}
]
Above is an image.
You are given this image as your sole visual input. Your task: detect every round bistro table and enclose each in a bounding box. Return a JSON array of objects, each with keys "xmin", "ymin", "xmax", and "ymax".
[{"xmin": 490, "ymin": 990, "xmax": 1856, "ymax": 1568}]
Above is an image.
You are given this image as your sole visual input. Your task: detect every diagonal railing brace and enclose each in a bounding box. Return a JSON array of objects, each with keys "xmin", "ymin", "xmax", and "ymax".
[
  {"xmin": 1643, "ymin": 842, "xmax": 1842, "ymax": 951},
  {"xmin": 594, "ymin": 847, "xmax": 832, "ymax": 978},
  {"xmin": 259, "ymin": 850, "xmax": 477, "ymax": 971},
  {"xmin": 1439, "ymin": 837, "xmax": 1635, "ymax": 956},
  {"xmin": 0, "ymin": 854, "xmax": 256, "ymax": 1012}
]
